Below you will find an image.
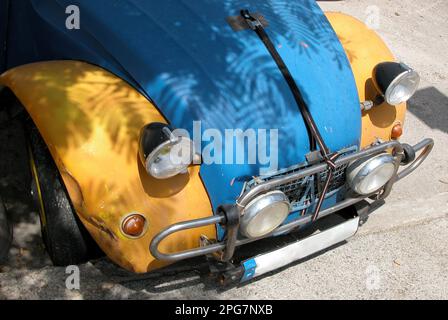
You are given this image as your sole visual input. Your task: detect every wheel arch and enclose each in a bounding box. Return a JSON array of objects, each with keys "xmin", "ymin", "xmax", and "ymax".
[
  {"xmin": 325, "ymin": 12, "xmax": 407, "ymax": 147},
  {"xmin": 0, "ymin": 60, "xmax": 216, "ymax": 273}
]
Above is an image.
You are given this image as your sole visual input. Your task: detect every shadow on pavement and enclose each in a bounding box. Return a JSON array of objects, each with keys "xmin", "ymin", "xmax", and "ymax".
[{"xmin": 408, "ymin": 87, "xmax": 448, "ymax": 134}]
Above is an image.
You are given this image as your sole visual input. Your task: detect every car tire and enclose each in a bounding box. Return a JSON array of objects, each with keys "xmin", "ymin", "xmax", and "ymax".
[
  {"xmin": 0, "ymin": 196, "xmax": 12, "ymax": 264},
  {"xmin": 28, "ymin": 126, "xmax": 101, "ymax": 266}
]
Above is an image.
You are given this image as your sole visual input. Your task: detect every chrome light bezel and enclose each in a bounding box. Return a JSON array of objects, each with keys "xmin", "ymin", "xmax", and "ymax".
[
  {"xmin": 139, "ymin": 123, "xmax": 195, "ymax": 179},
  {"xmin": 384, "ymin": 69, "xmax": 420, "ymax": 105},
  {"xmin": 240, "ymin": 190, "xmax": 290, "ymax": 239},
  {"xmin": 145, "ymin": 136, "xmax": 194, "ymax": 179},
  {"xmin": 373, "ymin": 62, "xmax": 420, "ymax": 106},
  {"xmin": 347, "ymin": 153, "xmax": 397, "ymax": 195}
]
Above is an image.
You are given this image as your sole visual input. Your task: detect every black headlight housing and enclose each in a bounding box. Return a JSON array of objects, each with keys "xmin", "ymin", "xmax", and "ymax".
[
  {"xmin": 372, "ymin": 62, "xmax": 420, "ymax": 106},
  {"xmin": 138, "ymin": 123, "xmax": 194, "ymax": 179}
]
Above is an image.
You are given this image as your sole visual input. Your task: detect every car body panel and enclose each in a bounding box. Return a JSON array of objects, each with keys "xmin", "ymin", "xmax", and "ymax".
[
  {"xmin": 0, "ymin": 61, "xmax": 216, "ymax": 272},
  {"xmin": 325, "ymin": 12, "xmax": 407, "ymax": 147},
  {"xmin": 3, "ymin": 0, "xmax": 361, "ymax": 218}
]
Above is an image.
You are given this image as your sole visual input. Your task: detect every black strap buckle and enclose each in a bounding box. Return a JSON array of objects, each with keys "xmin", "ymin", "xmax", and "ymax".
[
  {"xmin": 324, "ymin": 152, "xmax": 340, "ymax": 171},
  {"xmin": 240, "ymin": 9, "xmax": 262, "ymax": 30}
]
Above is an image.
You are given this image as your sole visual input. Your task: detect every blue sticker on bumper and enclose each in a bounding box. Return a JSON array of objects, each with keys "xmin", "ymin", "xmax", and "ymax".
[{"xmin": 241, "ymin": 259, "xmax": 257, "ymax": 282}]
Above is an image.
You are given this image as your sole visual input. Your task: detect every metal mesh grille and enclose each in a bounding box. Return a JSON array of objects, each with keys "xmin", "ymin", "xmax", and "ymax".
[
  {"xmin": 314, "ymin": 163, "xmax": 348, "ymax": 198},
  {"xmin": 272, "ymin": 163, "xmax": 348, "ymax": 205},
  {"xmin": 279, "ymin": 176, "xmax": 309, "ymax": 204},
  {"xmin": 243, "ymin": 147, "xmax": 356, "ymax": 209}
]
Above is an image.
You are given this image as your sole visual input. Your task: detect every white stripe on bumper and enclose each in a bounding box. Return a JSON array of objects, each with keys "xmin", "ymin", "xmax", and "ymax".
[{"xmin": 241, "ymin": 216, "xmax": 360, "ymax": 282}]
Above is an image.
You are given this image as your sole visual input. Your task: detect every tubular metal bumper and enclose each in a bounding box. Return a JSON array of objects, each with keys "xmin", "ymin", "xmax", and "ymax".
[{"xmin": 149, "ymin": 138, "xmax": 434, "ymax": 263}]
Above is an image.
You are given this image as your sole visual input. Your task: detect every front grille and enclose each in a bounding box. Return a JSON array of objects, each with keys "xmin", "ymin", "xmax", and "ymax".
[
  {"xmin": 314, "ymin": 164, "xmax": 348, "ymax": 198},
  {"xmin": 243, "ymin": 147, "xmax": 356, "ymax": 210},
  {"xmin": 263, "ymin": 163, "xmax": 348, "ymax": 207}
]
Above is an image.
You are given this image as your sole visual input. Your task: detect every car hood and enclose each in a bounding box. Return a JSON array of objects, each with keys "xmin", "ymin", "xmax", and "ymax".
[{"xmin": 18, "ymin": 0, "xmax": 361, "ymax": 210}]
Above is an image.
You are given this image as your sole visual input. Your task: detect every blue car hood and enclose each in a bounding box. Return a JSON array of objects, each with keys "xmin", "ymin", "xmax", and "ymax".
[{"xmin": 6, "ymin": 0, "xmax": 361, "ymax": 210}]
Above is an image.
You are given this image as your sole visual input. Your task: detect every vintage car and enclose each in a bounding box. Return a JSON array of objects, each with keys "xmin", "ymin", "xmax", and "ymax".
[{"xmin": 0, "ymin": 0, "xmax": 433, "ymax": 283}]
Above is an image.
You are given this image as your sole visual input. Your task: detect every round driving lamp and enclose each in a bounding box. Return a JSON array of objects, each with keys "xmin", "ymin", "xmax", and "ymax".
[
  {"xmin": 240, "ymin": 191, "xmax": 290, "ymax": 239},
  {"xmin": 347, "ymin": 153, "xmax": 397, "ymax": 196},
  {"xmin": 372, "ymin": 62, "xmax": 420, "ymax": 106},
  {"xmin": 139, "ymin": 123, "xmax": 194, "ymax": 179}
]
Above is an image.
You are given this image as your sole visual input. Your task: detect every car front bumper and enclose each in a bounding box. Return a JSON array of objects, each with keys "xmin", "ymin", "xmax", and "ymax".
[{"xmin": 149, "ymin": 138, "xmax": 434, "ymax": 283}]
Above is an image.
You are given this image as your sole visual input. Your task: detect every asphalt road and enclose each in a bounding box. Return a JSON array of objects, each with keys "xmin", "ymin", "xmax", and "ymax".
[{"xmin": 0, "ymin": 0, "xmax": 447, "ymax": 299}]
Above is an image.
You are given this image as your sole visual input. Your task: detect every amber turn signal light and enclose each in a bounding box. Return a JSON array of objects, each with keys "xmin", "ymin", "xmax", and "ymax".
[
  {"xmin": 391, "ymin": 123, "xmax": 403, "ymax": 140},
  {"xmin": 121, "ymin": 214, "xmax": 147, "ymax": 238}
]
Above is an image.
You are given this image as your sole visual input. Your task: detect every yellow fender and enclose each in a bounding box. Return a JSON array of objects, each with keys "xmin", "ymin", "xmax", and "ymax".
[
  {"xmin": 0, "ymin": 61, "xmax": 216, "ymax": 273},
  {"xmin": 325, "ymin": 12, "xmax": 406, "ymax": 147}
]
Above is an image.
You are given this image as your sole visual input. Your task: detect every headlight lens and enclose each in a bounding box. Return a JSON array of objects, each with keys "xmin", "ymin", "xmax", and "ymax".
[
  {"xmin": 139, "ymin": 123, "xmax": 194, "ymax": 179},
  {"xmin": 240, "ymin": 191, "xmax": 290, "ymax": 239},
  {"xmin": 373, "ymin": 62, "xmax": 420, "ymax": 106},
  {"xmin": 385, "ymin": 70, "xmax": 420, "ymax": 105},
  {"xmin": 147, "ymin": 137, "xmax": 193, "ymax": 179},
  {"xmin": 347, "ymin": 153, "xmax": 397, "ymax": 195}
]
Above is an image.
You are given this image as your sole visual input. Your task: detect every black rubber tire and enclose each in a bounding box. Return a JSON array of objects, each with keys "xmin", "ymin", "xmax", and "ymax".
[
  {"xmin": 28, "ymin": 126, "xmax": 101, "ymax": 266},
  {"xmin": 0, "ymin": 197, "xmax": 12, "ymax": 264}
]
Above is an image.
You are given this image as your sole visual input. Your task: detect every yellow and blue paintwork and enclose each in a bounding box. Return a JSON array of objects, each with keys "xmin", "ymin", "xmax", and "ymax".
[
  {"xmin": 1, "ymin": 61, "xmax": 217, "ymax": 273},
  {"xmin": 325, "ymin": 12, "xmax": 407, "ymax": 146},
  {"xmin": 0, "ymin": 0, "xmax": 405, "ymax": 273},
  {"xmin": 240, "ymin": 12, "xmax": 408, "ymax": 282}
]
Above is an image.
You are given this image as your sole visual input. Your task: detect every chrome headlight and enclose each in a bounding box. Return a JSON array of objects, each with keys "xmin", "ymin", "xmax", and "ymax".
[
  {"xmin": 347, "ymin": 153, "xmax": 397, "ymax": 195},
  {"xmin": 139, "ymin": 123, "xmax": 194, "ymax": 179},
  {"xmin": 240, "ymin": 191, "xmax": 290, "ymax": 239},
  {"xmin": 373, "ymin": 62, "xmax": 420, "ymax": 106}
]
